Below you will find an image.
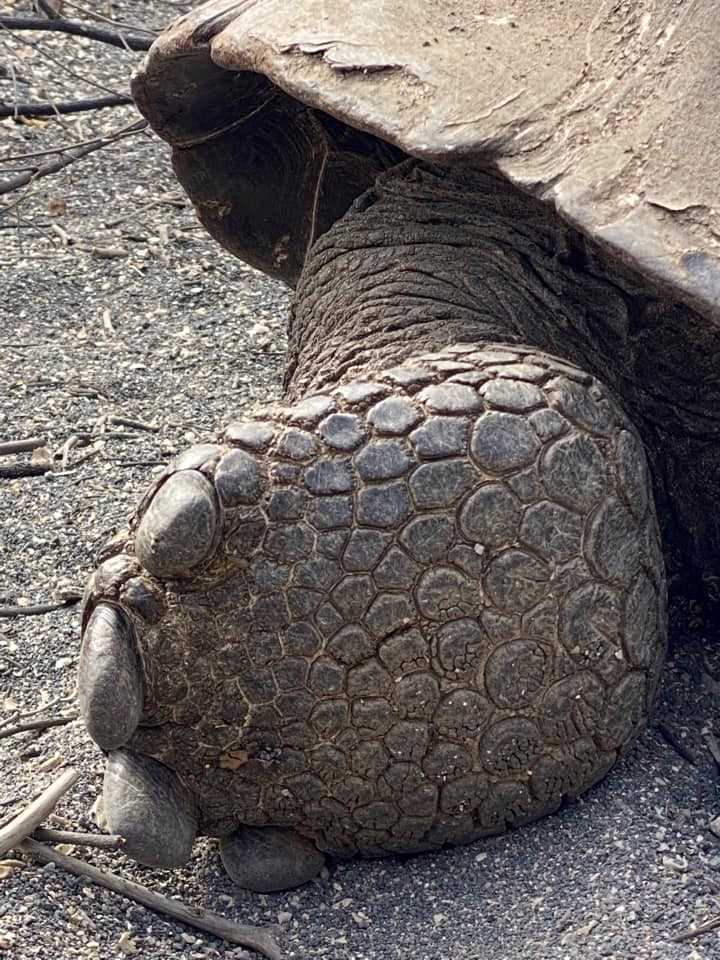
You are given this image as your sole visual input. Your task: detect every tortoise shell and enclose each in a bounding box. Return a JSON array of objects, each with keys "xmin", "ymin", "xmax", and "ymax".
[{"xmin": 132, "ymin": 0, "xmax": 720, "ymax": 315}]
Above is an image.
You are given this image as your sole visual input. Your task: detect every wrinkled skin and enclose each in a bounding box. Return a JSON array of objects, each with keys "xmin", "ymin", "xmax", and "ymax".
[{"xmin": 77, "ymin": 161, "xmax": 720, "ymax": 892}]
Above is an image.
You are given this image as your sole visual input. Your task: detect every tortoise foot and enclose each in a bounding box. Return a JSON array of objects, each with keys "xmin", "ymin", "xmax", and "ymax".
[
  {"xmin": 220, "ymin": 826, "xmax": 325, "ymax": 891},
  {"xmin": 79, "ymin": 342, "xmax": 666, "ymax": 866}
]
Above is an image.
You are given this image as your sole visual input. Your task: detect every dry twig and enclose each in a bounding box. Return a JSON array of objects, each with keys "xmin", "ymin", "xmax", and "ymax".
[
  {"xmin": 0, "ymin": 21, "xmax": 132, "ymax": 99},
  {"xmin": 32, "ymin": 827, "xmax": 125, "ymax": 850},
  {"xmin": 705, "ymin": 731, "xmax": 720, "ymax": 774},
  {"xmin": 20, "ymin": 839, "xmax": 283, "ymax": 959},
  {"xmin": 0, "ymin": 94, "xmax": 132, "ymax": 120},
  {"xmin": 61, "ymin": 0, "xmax": 156, "ymax": 36},
  {"xmin": 0, "ymin": 768, "xmax": 79, "ymax": 856},
  {"xmin": 0, "ymin": 15, "xmax": 153, "ymax": 51},
  {"xmin": 107, "ymin": 414, "xmax": 159, "ymax": 432},
  {"xmin": 35, "ymin": 0, "xmax": 62, "ymax": 20},
  {"xmin": 0, "ymin": 462, "xmax": 51, "ymax": 479},
  {"xmin": 0, "ymin": 696, "xmax": 75, "ymax": 728},
  {"xmin": 0, "ymin": 714, "xmax": 78, "ymax": 740},
  {"xmin": 672, "ymin": 913, "xmax": 720, "ymax": 943},
  {"xmin": 0, "ymin": 118, "xmax": 147, "ymax": 197},
  {"xmin": 0, "ymin": 599, "xmax": 79, "ymax": 618},
  {"xmin": 655, "ymin": 720, "xmax": 697, "ymax": 766},
  {"xmin": 0, "ymin": 438, "xmax": 47, "ymax": 456}
]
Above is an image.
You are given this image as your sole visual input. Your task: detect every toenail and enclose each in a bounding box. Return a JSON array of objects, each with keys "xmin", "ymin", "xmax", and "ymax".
[{"xmin": 135, "ymin": 470, "xmax": 218, "ymax": 577}]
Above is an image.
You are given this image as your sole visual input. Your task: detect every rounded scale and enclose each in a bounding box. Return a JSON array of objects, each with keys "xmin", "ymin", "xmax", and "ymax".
[
  {"xmin": 79, "ymin": 340, "xmax": 667, "ymax": 872},
  {"xmin": 135, "ymin": 470, "xmax": 218, "ymax": 578},
  {"xmin": 103, "ymin": 750, "xmax": 198, "ymax": 868},
  {"xmin": 220, "ymin": 825, "xmax": 325, "ymax": 892},
  {"xmin": 78, "ymin": 604, "xmax": 142, "ymax": 751}
]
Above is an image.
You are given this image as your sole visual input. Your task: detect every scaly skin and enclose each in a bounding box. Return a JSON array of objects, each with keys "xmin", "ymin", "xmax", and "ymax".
[
  {"xmin": 80, "ymin": 342, "xmax": 666, "ymax": 888},
  {"xmin": 77, "ymin": 161, "xmax": 684, "ymax": 891}
]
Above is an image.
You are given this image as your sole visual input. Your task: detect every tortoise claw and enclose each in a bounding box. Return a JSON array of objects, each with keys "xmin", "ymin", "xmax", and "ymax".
[
  {"xmin": 220, "ymin": 826, "xmax": 325, "ymax": 892},
  {"xmin": 103, "ymin": 750, "xmax": 198, "ymax": 868},
  {"xmin": 78, "ymin": 604, "xmax": 143, "ymax": 751},
  {"xmin": 135, "ymin": 469, "xmax": 220, "ymax": 578}
]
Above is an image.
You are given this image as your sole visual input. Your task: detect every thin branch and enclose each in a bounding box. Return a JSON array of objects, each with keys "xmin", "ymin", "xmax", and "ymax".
[
  {"xmin": 672, "ymin": 914, "xmax": 720, "ymax": 942},
  {"xmin": 0, "ymin": 118, "xmax": 147, "ymax": 198},
  {"xmin": 0, "ymin": 94, "xmax": 132, "ymax": 120},
  {"xmin": 6, "ymin": 57, "xmax": 19, "ymax": 119},
  {"xmin": 0, "ymin": 714, "xmax": 78, "ymax": 740},
  {"xmin": 0, "ymin": 62, "xmax": 33, "ymax": 84},
  {"xmin": 36, "ymin": 0, "xmax": 62, "ymax": 20},
  {"xmin": 705, "ymin": 730, "xmax": 720, "ymax": 774},
  {"xmin": 0, "ymin": 769, "xmax": 79, "ymax": 856},
  {"xmin": 61, "ymin": 0, "xmax": 157, "ymax": 36},
  {"xmin": 0, "ymin": 24, "xmax": 131, "ymax": 99},
  {"xmin": 0, "ymin": 15, "xmax": 153, "ymax": 51},
  {"xmin": 20, "ymin": 840, "xmax": 283, "ymax": 960},
  {"xmin": 1, "ymin": 136, "xmax": 129, "ymax": 163},
  {"xmin": 655, "ymin": 720, "xmax": 697, "ymax": 766},
  {"xmin": 107, "ymin": 415, "xmax": 160, "ymax": 433},
  {"xmin": 0, "ymin": 438, "xmax": 46, "ymax": 455},
  {"xmin": 0, "ymin": 696, "xmax": 75, "ymax": 729},
  {"xmin": 0, "ymin": 599, "xmax": 80, "ymax": 618},
  {"xmin": 14, "ymin": 212, "xmax": 59, "ymax": 247},
  {"xmin": 0, "ymin": 462, "xmax": 51, "ymax": 479},
  {"xmin": 32, "ymin": 827, "xmax": 125, "ymax": 850}
]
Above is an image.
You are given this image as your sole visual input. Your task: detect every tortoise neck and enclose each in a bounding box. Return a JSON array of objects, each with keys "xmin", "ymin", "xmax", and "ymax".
[
  {"xmin": 284, "ymin": 161, "xmax": 539, "ymax": 400},
  {"xmin": 283, "ymin": 160, "xmax": 630, "ymax": 400}
]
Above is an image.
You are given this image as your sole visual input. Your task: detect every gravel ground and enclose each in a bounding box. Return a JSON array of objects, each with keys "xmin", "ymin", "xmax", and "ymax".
[{"xmin": 2, "ymin": 4, "xmax": 720, "ymax": 959}]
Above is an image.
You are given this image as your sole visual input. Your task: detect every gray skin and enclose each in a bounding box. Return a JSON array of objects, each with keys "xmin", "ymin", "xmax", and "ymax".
[{"xmin": 78, "ymin": 161, "xmax": 720, "ymax": 892}]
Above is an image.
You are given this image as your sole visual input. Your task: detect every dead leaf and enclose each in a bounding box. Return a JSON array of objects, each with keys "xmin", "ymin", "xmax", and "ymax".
[
  {"xmin": 0, "ymin": 859, "xmax": 24, "ymax": 880},
  {"xmin": 30, "ymin": 447, "xmax": 53, "ymax": 470},
  {"xmin": 48, "ymin": 197, "xmax": 67, "ymax": 217},
  {"xmin": 219, "ymin": 750, "xmax": 249, "ymax": 770},
  {"xmin": 116, "ymin": 931, "xmax": 137, "ymax": 955}
]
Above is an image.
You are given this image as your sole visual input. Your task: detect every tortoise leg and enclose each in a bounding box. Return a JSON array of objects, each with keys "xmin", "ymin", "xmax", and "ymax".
[
  {"xmin": 220, "ymin": 826, "xmax": 325, "ymax": 892},
  {"xmin": 78, "ymin": 343, "xmax": 666, "ymax": 876}
]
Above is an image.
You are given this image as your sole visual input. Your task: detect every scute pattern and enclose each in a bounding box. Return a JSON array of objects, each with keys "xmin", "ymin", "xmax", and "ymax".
[{"xmin": 81, "ymin": 344, "xmax": 666, "ymax": 858}]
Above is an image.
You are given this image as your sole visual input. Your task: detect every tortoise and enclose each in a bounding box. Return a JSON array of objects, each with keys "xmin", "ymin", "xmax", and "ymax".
[{"xmin": 78, "ymin": 0, "xmax": 720, "ymax": 893}]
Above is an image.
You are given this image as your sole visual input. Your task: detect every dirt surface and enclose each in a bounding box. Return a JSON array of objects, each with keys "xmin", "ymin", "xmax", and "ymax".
[{"xmin": 2, "ymin": 3, "xmax": 720, "ymax": 958}]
